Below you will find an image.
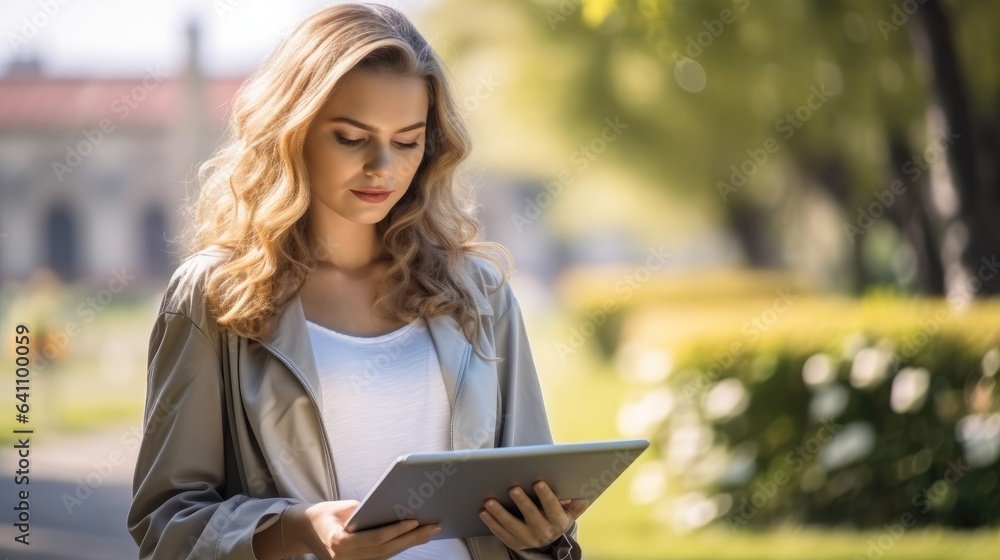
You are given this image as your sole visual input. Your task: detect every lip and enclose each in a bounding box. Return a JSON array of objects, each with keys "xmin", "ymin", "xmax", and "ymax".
[{"xmin": 350, "ymin": 189, "xmax": 393, "ymax": 203}]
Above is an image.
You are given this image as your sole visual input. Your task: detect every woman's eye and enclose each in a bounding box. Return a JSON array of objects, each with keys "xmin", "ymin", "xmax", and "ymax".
[
  {"xmin": 336, "ymin": 135, "xmax": 364, "ymax": 147},
  {"xmin": 335, "ymin": 135, "xmax": 420, "ymax": 150}
]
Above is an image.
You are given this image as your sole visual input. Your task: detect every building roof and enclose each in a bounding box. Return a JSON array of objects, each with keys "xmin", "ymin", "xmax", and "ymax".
[{"xmin": 0, "ymin": 73, "xmax": 246, "ymax": 129}]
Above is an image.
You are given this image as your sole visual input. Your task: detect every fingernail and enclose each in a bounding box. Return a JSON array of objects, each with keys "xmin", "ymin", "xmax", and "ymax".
[{"xmin": 560, "ymin": 499, "xmax": 572, "ymax": 505}]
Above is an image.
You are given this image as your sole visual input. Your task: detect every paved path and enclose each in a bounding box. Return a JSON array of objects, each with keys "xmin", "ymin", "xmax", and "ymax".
[{"xmin": 0, "ymin": 422, "xmax": 141, "ymax": 559}]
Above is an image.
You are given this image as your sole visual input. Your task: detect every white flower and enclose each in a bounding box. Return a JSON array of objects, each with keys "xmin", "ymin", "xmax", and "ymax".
[
  {"xmin": 955, "ymin": 413, "xmax": 1000, "ymax": 467},
  {"xmin": 890, "ymin": 367, "xmax": 930, "ymax": 413},
  {"xmin": 818, "ymin": 422, "xmax": 876, "ymax": 470},
  {"xmin": 983, "ymin": 348, "xmax": 999, "ymax": 378},
  {"xmin": 616, "ymin": 387, "xmax": 675, "ymax": 437},
  {"xmin": 850, "ymin": 347, "xmax": 892, "ymax": 389},
  {"xmin": 803, "ymin": 353, "xmax": 837, "ymax": 388},
  {"xmin": 809, "ymin": 384, "xmax": 849, "ymax": 421},
  {"xmin": 703, "ymin": 378, "xmax": 749, "ymax": 420}
]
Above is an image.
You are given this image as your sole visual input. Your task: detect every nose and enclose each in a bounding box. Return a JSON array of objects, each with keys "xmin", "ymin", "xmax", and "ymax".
[{"xmin": 364, "ymin": 145, "xmax": 393, "ymax": 181}]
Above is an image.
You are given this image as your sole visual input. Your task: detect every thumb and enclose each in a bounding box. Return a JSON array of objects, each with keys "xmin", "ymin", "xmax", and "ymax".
[
  {"xmin": 335, "ymin": 499, "xmax": 362, "ymax": 518},
  {"xmin": 564, "ymin": 498, "xmax": 590, "ymax": 516}
]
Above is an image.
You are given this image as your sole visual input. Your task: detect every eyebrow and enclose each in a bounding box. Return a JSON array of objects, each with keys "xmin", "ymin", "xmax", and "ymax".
[{"xmin": 328, "ymin": 117, "xmax": 426, "ymax": 133}]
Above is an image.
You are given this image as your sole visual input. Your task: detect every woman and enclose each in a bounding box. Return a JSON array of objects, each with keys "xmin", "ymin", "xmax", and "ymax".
[{"xmin": 126, "ymin": 3, "xmax": 588, "ymax": 559}]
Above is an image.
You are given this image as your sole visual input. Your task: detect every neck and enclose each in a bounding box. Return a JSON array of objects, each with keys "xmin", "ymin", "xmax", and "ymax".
[{"xmin": 305, "ymin": 217, "xmax": 388, "ymax": 272}]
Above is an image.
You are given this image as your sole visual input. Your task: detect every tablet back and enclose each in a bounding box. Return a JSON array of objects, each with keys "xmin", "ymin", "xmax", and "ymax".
[{"xmin": 344, "ymin": 438, "xmax": 649, "ymax": 540}]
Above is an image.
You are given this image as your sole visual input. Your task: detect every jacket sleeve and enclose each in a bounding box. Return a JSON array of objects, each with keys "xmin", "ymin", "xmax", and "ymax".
[
  {"xmin": 127, "ymin": 310, "xmax": 301, "ymax": 559},
  {"xmin": 492, "ymin": 284, "xmax": 582, "ymax": 560}
]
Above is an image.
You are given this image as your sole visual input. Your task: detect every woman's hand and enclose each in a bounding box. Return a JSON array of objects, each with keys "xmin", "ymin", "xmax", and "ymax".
[
  {"xmin": 288, "ymin": 500, "xmax": 441, "ymax": 559},
  {"xmin": 478, "ymin": 481, "xmax": 590, "ymax": 551}
]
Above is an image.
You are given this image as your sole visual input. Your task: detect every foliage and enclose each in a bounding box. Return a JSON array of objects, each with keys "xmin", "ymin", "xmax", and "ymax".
[{"xmin": 630, "ymin": 306, "xmax": 1000, "ymax": 531}]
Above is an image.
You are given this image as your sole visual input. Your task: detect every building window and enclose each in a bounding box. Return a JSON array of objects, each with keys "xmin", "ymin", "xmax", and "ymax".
[
  {"xmin": 142, "ymin": 205, "xmax": 172, "ymax": 276},
  {"xmin": 44, "ymin": 203, "xmax": 80, "ymax": 282}
]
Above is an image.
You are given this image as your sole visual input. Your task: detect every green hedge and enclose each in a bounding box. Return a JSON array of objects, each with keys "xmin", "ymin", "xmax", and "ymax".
[{"xmin": 637, "ymin": 308, "xmax": 1000, "ymax": 531}]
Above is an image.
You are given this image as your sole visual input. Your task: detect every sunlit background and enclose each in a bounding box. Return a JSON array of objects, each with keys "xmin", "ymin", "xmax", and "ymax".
[{"xmin": 1, "ymin": 0, "xmax": 999, "ymax": 558}]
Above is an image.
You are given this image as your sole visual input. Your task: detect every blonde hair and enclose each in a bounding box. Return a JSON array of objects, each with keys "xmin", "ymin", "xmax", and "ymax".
[{"xmin": 176, "ymin": 2, "xmax": 512, "ymax": 359}]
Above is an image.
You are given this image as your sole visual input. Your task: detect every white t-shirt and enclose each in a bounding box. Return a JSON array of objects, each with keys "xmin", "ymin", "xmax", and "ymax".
[{"xmin": 307, "ymin": 317, "xmax": 474, "ymax": 560}]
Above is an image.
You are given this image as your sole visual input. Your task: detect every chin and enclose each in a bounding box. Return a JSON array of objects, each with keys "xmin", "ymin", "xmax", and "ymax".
[
  {"xmin": 352, "ymin": 214, "xmax": 390, "ymax": 225},
  {"xmin": 340, "ymin": 206, "xmax": 394, "ymax": 224}
]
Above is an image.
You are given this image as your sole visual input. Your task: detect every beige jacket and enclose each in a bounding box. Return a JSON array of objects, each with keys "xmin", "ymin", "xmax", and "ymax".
[{"xmin": 127, "ymin": 247, "xmax": 581, "ymax": 560}]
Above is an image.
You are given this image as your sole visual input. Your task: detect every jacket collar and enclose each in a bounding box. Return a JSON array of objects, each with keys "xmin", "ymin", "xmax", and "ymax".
[{"xmin": 256, "ymin": 266, "xmax": 495, "ymax": 442}]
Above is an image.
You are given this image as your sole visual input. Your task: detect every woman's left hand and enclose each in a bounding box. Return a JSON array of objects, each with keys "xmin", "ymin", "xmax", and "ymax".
[{"xmin": 478, "ymin": 481, "xmax": 590, "ymax": 551}]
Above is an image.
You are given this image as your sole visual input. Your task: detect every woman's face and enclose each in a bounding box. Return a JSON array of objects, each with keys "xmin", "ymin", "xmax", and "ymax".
[{"xmin": 303, "ymin": 68, "xmax": 429, "ymax": 225}]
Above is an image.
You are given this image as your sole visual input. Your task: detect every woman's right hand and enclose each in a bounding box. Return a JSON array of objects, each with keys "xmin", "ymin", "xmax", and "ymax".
[{"xmin": 288, "ymin": 500, "xmax": 442, "ymax": 559}]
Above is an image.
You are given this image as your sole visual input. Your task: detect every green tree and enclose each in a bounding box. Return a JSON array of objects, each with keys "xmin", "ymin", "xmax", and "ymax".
[{"xmin": 430, "ymin": 0, "xmax": 1000, "ymax": 296}]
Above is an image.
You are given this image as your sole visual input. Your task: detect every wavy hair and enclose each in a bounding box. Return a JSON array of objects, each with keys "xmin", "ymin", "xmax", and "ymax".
[{"xmin": 175, "ymin": 2, "xmax": 513, "ymax": 359}]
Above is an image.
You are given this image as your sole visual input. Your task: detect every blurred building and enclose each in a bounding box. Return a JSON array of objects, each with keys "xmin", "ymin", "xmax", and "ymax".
[
  {"xmin": 0, "ymin": 19, "xmax": 561, "ymax": 291},
  {"xmin": 0, "ymin": 21, "xmax": 240, "ymax": 285}
]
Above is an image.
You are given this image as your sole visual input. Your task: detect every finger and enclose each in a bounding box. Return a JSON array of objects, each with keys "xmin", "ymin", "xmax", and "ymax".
[
  {"xmin": 343, "ymin": 518, "xmax": 421, "ymax": 548},
  {"xmin": 531, "ymin": 481, "xmax": 571, "ymax": 527},
  {"xmin": 332, "ymin": 500, "xmax": 362, "ymax": 520},
  {"xmin": 354, "ymin": 523, "xmax": 440, "ymax": 560},
  {"xmin": 384, "ymin": 523, "xmax": 442, "ymax": 555},
  {"xmin": 478, "ymin": 508, "xmax": 520, "ymax": 548},
  {"xmin": 482, "ymin": 496, "xmax": 530, "ymax": 539},
  {"xmin": 484, "ymin": 486, "xmax": 554, "ymax": 547},
  {"xmin": 565, "ymin": 498, "xmax": 591, "ymax": 518},
  {"xmin": 506, "ymin": 486, "xmax": 549, "ymax": 528}
]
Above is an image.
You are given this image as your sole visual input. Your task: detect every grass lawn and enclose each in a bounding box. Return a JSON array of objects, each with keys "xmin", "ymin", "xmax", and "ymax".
[{"xmin": 0, "ymin": 300, "xmax": 153, "ymax": 447}]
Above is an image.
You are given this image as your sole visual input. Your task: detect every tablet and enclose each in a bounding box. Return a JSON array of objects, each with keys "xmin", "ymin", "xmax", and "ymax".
[{"xmin": 343, "ymin": 438, "xmax": 650, "ymax": 540}]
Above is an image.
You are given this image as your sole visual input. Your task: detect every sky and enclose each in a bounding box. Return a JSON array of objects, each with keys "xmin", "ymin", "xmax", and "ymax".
[{"xmin": 1, "ymin": 0, "xmax": 432, "ymax": 78}]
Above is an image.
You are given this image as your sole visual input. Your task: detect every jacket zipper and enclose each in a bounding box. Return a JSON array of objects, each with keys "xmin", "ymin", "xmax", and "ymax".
[
  {"xmin": 258, "ymin": 341, "xmax": 340, "ymax": 502},
  {"xmin": 447, "ymin": 343, "xmax": 485, "ymax": 560},
  {"xmin": 448, "ymin": 343, "xmax": 473, "ymax": 452}
]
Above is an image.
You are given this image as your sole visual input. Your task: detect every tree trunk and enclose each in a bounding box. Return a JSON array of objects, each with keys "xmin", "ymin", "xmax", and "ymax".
[{"xmin": 910, "ymin": 0, "xmax": 1000, "ymax": 298}]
